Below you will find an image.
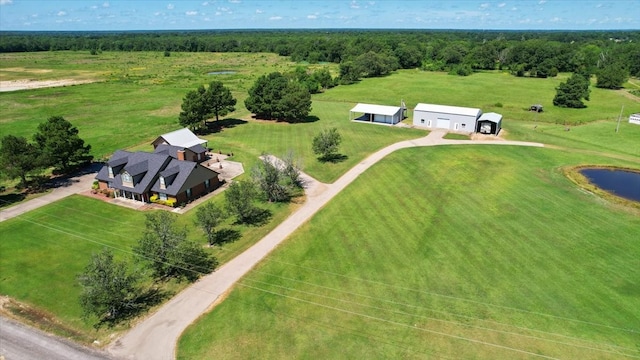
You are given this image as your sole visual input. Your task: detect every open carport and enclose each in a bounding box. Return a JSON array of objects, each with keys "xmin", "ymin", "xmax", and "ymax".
[
  {"xmin": 476, "ymin": 112, "xmax": 503, "ymax": 135},
  {"xmin": 350, "ymin": 103, "xmax": 403, "ymax": 125}
]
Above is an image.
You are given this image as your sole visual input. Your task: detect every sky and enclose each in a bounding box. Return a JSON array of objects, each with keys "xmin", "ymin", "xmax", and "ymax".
[{"xmin": 0, "ymin": 0, "xmax": 638, "ymax": 31}]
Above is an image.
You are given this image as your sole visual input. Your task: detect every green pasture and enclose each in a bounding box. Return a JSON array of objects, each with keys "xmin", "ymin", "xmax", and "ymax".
[
  {"xmin": 0, "ymin": 194, "xmax": 298, "ymax": 341},
  {"xmin": 178, "ymin": 146, "xmax": 640, "ymax": 359},
  {"xmin": 315, "ymin": 70, "xmax": 639, "ymax": 126}
]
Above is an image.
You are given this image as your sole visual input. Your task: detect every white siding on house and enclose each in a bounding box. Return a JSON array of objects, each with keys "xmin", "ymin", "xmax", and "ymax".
[{"xmin": 630, "ymin": 113, "xmax": 640, "ymax": 125}]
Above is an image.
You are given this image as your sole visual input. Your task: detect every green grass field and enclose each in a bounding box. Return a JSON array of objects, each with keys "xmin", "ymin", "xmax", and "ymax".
[
  {"xmin": 178, "ymin": 146, "xmax": 640, "ymax": 359},
  {"xmin": 0, "ymin": 194, "xmax": 299, "ymax": 341},
  {"xmin": 1, "ymin": 51, "xmax": 639, "ymax": 354}
]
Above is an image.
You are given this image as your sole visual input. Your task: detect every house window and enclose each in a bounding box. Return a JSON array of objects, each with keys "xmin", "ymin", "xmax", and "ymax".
[
  {"xmin": 427, "ymin": 120, "xmax": 432, "ymax": 127},
  {"xmin": 159, "ymin": 176, "xmax": 166, "ymax": 189},
  {"xmin": 159, "ymin": 193, "xmax": 167, "ymax": 200},
  {"xmin": 454, "ymin": 123, "xmax": 459, "ymax": 131},
  {"xmin": 205, "ymin": 179, "xmax": 210, "ymax": 188},
  {"xmin": 420, "ymin": 119, "xmax": 425, "ymax": 124},
  {"xmin": 461, "ymin": 124, "xmax": 466, "ymax": 128},
  {"xmin": 108, "ymin": 166, "xmax": 114, "ymax": 178},
  {"xmin": 122, "ymin": 172, "xmax": 133, "ymax": 186},
  {"xmin": 197, "ymin": 153, "xmax": 202, "ymax": 161},
  {"xmin": 186, "ymin": 188, "xmax": 192, "ymax": 198}
]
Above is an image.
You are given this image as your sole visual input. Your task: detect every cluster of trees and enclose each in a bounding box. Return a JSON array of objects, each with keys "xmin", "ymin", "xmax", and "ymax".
[
  {"xmin": 0, "ymin": 116, "xmax": 92, "ymax": 188},
  {"xmin": 179, "ymin": 80, "xmax": 236, "ymax": 130},
  {"xmin": 2, "ymin": 30, "xmax": 638, "ymax": 82},
  {"xmin": 182, "ymin": 68, "xmax": 332, "ymax": 124},
  {"xmin": 79, "ymin": 211, "xmax": 217, "ymax": 327}
]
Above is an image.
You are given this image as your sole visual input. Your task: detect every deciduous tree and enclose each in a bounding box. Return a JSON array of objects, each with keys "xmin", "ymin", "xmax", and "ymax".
[
  {"xmin": 135, "ymin": 212, "xmax": 216, "ymax": 281},
  {"xmin": 78, "ymin": 249, "xmax": 142, "ymax": 327},
  {"xmin": 195, "ymin": 201, "xmax": 227, "ymax": 246},
  {"xmin": 312, "ymin": 128, "xmax": 342, "ymax": 161},
  {"xmin": 225, "ymin": 180, "xmax": 259, "ymax": 223},
  {"xmin": 33, "ymin": 116, "xmax": 92, "ymax": 173}
]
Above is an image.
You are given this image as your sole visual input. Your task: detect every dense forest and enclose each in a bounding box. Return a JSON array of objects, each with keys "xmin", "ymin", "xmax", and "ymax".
[{"xmin": 1, "ymin": 30, "xmax": 639, "ymax": 81}]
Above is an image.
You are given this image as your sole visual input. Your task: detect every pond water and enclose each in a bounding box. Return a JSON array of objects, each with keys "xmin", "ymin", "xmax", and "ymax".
[
  {"xmin": 207, "ymin": 71, "xmax": 236, "ymax": 75},
  {"xmin": 579, "ymin": 168, "xmax": 640, "ymax": 202}
]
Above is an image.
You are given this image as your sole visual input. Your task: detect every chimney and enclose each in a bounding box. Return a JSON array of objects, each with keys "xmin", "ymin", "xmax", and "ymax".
[{"xmin": 177, "ymin": 150, "xmax": 185, "ymax": 161}]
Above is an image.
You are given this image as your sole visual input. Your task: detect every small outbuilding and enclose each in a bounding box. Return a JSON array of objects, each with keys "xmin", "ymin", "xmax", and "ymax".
[
  {"xmin": 476, "ymin": 112, "xmax": 503, "ymax": 135},
  {"xmin": 413, "ymin": 103, "xmax": 482, "ymax": 134},
  {"xmin": 350, "ymin": 103, "xmax": 404, "ymax": 125},
  {"xmin": 629, "ymin": 113, "xmax": 640, "ymax": 125}
]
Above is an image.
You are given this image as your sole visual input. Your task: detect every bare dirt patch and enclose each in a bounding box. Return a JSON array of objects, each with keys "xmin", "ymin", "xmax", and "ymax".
[{"xmin": 0, "ymin": 79, "xmax": 97, "ymax": 92}]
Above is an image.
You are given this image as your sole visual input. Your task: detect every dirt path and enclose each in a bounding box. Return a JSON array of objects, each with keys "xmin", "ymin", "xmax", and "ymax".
[
  {"xmin": 0, "ymin": 79, "xmax": 97, "ymax": 92},
  {"xmin": 107, "ymin": 130, "xmax": 543, "ymax": 360}
]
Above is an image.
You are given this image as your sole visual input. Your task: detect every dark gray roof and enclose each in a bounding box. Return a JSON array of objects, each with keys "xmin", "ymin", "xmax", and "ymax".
[
  {"xmin": 154, "ymin": 144, "xmax": 183, "ymax": 159},
  {"xmin": 187, "ymin": 143, "xmax": 207, "ymax": 153},
  {"xmin": 159, "ymin": 165, "xmax": 180, "ymax": 178},
  {"xmin": 96, "ymin": 151, "xmax": 172, "ymax": 194},
  {"xmin": 150, "ymin": 159, "xmax": 196, "ymax": 196}
]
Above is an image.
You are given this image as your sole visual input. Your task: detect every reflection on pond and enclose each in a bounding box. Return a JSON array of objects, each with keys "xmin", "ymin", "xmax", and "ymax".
[{"xmin": 580, "ymin": 168, "xmax": 640, "ymax": 202}]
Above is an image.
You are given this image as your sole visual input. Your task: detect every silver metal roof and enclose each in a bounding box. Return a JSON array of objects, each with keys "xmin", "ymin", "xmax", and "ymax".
[
  {"xmin": 159, "ymin": 128, "xmax": 207, "ymax": 148},
  {"xmin": 414, "ymin": 103, "xmax": 481, "ymax": 117},
  {"xmin": 350, "ymin": 103, "xmax": 402, "ymax": 116},
  {"xmin": 478, "ymin": 112, "xmax": 503, "ymax": 123}
]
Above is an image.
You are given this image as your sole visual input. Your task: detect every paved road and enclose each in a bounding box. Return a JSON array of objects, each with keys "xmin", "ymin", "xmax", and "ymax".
[
  {"xmin": 0, "ymin": 164, "xmax": 100, "ymax": 222},
  {"xmin": 0, "ymin": 316, "xmax": 112, "ymax": 360},
  {"xmin": 108, "ymin": 130, "xmax": 544, "ymax": 360}
]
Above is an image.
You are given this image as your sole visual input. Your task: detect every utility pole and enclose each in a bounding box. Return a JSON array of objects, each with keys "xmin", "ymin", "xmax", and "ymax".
[{"xmin": 616, "ymin": 105, "xmax": 624, "ymax": 133}]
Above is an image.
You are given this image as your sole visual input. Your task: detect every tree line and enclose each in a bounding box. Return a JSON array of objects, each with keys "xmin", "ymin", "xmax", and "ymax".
[{"xmin": 1, "ymin": 30, "xmax": 638, "ymax": 81}]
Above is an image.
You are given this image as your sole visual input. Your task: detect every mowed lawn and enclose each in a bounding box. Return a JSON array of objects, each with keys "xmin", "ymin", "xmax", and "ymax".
[
  {"xmin": 178, "ymin": 146, "xmax": 640, "ymax": 359},
  {"xmin": 0, "ymin": 194, "xmax": 299, "ymax": 341}
]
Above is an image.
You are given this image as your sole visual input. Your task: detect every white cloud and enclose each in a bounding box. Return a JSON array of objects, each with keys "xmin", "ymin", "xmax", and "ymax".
[
  {"xmin": 269, "ymin": 16, "xmax": 282, "ymax": 20},
  {"xmin": 154, "ymin": 11, "xmax": 162, "ymax": 16},
  {"xmin": 57, "ymin": 11, "xmax": 67, "ymax": 16},
  {"xmin": 229, "ymin": 0, "xmax": 241, "ymax": 3},
  {"xmin": 31, "ymin": 13, "xmax": 38, "ymax": 17},
  {"xmin": 256, "ymin": 9, "xmax": 263, "ymax": 14},
  {"xmin": 0, "ymin": 0, "xmax": 13, "ymax": 5},
  {"xmin": 215, "ymin": 11, "xmax": 221, "ymax": 15},
  {"xmin": 167, "ymin": 4, "xmax": 174, "ymax": 10},
  {"xmin": 538, "ymin": 0, "xmax": 547, "ymax": 4},
  {"xmin": 498, "ymin": 3, "xmax": 506, "ymax": 8},
  {"xmin": 186, "ymin": 11, "xmax": 198, "ymax": 15},
  {"xmin": 91, "ymin": 5, "xmax": 98, "ymax": 9},
  {"xmin": 307, "ymin": 14, "xmax": 317, "ymax": 19},
  {"xmin": 480, "ymin": 3, "xmax": 489, "ymax": 9},
  {"xmin": 102, "ymin": 2, "xmax": 109, "ymax": 8},
  {"xmin": 350, "ymin": 1, "xmax": 359, "ymax": 9},
  {"xmin": 550, "ymin": 17, "xmax": 561, "ymax": 22},
  {"xmin": 596, "ymin": 3, "xmax": 603, "ymax": 8},
  {"xmin": 202, "ymin": 1, "xmax": 209, "ymax": 5},
  {"xmin": 511, "ymin": 7, "xmax": 518, "ymax": 11}
]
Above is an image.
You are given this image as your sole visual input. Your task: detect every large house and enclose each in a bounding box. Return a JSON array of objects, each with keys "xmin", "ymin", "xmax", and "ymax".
[{"xmin": 96, "ymin": 130, "xmax": 220, "ymax": 205}]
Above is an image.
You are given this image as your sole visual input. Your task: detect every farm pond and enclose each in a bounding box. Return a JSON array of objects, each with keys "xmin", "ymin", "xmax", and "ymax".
[{"xmin": 580, "ymin": 168, "xmax": 640, "ymax": 202}]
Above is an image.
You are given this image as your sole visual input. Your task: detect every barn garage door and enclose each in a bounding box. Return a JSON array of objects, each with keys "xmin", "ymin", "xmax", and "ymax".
[{"xmin": 436, "ymin": 119, "xmax": 450, "ymax": 129}]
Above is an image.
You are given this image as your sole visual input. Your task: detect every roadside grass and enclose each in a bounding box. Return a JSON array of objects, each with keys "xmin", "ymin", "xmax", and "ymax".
[
  {"xmin": 442, "ymin": 132, "xmax": 470, "ymax": 140},
  {"xmin": 0, "ymin": 194, "xmax": 299, "ymax": 343},
  {"xmin": 178, "ymin": 146, "xmax": 640, "ymax": 359}
]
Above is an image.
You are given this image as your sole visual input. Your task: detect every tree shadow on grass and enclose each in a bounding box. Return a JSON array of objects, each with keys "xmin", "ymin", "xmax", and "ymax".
[
  {"xmin": 318, "ymin": 153, "xmax": 348, "ymax": 164},
  {"xmin": 214, "ymin": 228, "xmax": 242, "ymax": 245},
  {"xmin": 0, "ymin": 192, "xmax": 26, "ymax": 209},
  {"xmin": 201, "ymin": 118, "xmax": 248, "ymax": 134},
  {"xmin": 286, "ymin": 115, "xmax": 319, "ymax": 124},
  {"xmin": 96, "ymin": 286, "xmax": 169, "ymax": 329},
  {"xmin": 235, "ymin": 207, "xmax": 272, "ymax": 226}
]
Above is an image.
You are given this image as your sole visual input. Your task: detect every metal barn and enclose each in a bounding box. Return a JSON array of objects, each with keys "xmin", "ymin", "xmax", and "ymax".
[
  {"xmin": 413, "ymin": 103, "xmax": 482, "ymax": 133},
  {"xmin": 476, "ymin": 112, "xmax": 503, "ymax": 135}
]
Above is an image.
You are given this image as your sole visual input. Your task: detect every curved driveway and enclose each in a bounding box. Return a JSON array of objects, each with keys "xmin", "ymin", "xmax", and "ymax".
[{"xmin": 108, "ymin": 130, "xmax": 544, "ymax": 360}]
